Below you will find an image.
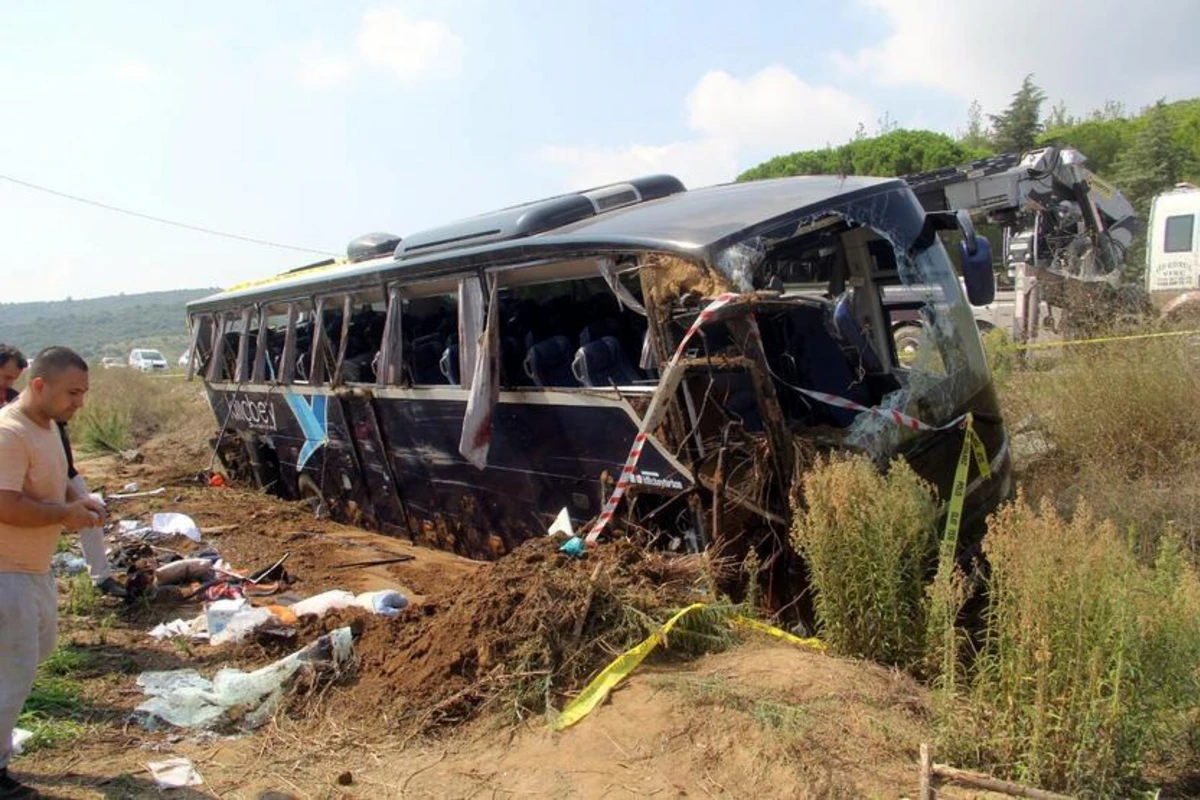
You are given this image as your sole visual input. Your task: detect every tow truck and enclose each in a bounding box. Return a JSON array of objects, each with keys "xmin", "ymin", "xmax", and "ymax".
[{"xmin": 900, "ymin": 146, "xmax": 1152, "ymax": 344}]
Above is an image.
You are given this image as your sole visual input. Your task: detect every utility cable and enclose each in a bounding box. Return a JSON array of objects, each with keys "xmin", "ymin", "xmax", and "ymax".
[{"xmin": 0, "ymin": 173, "xmax": 337, "ymax": 257}]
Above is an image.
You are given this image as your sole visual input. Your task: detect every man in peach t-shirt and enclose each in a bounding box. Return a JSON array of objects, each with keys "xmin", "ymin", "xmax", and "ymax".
[{"xmin": 0, "ymin": 347, "xmax": 106, "ymax": 799}]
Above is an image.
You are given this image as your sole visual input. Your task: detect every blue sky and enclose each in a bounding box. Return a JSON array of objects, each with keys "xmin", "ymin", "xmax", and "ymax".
[{"xmin": 2, "ymin": 0, "xmax": 1197, "ymax": 302}]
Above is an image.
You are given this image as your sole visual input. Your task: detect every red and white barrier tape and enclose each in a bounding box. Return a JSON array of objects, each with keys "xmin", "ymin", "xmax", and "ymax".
[
  {"xmin": 584, "ymin": 292, "xmax": 740, "ymax": 544},
  {"xmin": 584, "ymin": 292, "xmax": 972, "ymax": 545},
  {"xmin": 790, "ymin": 386, "xmax": 967, "ymax": 434}
]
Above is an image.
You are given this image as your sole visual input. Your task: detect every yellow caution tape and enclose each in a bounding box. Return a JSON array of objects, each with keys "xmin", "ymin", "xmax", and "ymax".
[
  {"xmin": 553, "ymin": 602, "xmax": 706, "ymax": 731},
  {"xmin": 556, "ymin": 416, "xmax": 990, "ymax": 733},
  {"xmin": 1013, "ymin": 327, "xmax": 1200, "ymax": 351},
  {"xmin": 731, "ymin": 616, "xmax": 827, "ymax": 652},
  {"xmin": 554, "ymin": 605, "xmax": 827, "ymax": 731},
  {"xmin": 942, "ymin": 413, "xmax": 990, "ymax": 553}
]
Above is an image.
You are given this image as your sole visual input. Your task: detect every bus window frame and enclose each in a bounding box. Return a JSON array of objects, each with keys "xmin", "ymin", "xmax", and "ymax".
[
  {"xmin": 376, "ymin": 284, "xmax": 403, "ymax": 388},
  {"xmin": 234, "ymin": 306, "xmax": 256, "ymax": 383}
]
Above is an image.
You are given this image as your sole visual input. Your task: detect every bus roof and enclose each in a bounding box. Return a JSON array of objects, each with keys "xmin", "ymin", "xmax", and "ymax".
[{"xmin": 188, "ymin": 174, "xmax": 901, "ymax": 313}]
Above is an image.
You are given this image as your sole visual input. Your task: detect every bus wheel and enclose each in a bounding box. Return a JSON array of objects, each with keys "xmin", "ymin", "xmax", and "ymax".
[
  {"xmin": 893, "ymin": 325, "xmax": 923, "ymax": 365},
  {"xmin": 297, "ymin": 475, "xmax": 328, "ymax": 520}
]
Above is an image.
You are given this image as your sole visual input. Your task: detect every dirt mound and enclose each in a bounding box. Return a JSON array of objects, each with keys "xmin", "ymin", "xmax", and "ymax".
[
  {"xmin": 349, "ymin": 537, "xmax": 723, "ymax": 731},
  {"xmin": 355, "ymin": 641, "xmax": 938, "ymax": 799}
]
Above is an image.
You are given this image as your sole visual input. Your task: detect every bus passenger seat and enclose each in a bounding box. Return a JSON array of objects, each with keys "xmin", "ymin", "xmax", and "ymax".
[
  {"xmin": 410, "ymin": 333, "xmax": 447, "ymax": 384},
  {"xmin": 523, "ymin": 336, "xmax": 576, "ymax": 387},
  {"xmin": 571, "ymin": 337, "xmax": 640, "ymax": 387}
]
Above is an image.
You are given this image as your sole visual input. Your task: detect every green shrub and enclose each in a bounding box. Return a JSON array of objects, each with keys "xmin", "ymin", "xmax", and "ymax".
[
  {"xmin": 939, "ymin": 495, "xmax": 1200, "ymax": 795},
  {"xmin": 63, "ymin": 574, "xmax": 100, "ymax": 616},
  {"xmin": 981, "ymin": 326, "xmax": 1017, "ymax": 390},
  {"xmin": 791, "ymin": 454, "xmax": 939, "ymax": 669}
]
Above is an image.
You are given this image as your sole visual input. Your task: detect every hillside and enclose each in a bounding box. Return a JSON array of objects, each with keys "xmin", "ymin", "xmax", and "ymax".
[{"xmin": 0, "ymin": 288, "xmax": 219, "ymax": 363}]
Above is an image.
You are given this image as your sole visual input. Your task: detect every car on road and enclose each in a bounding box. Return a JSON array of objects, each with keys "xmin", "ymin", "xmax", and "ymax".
[{"xmin": 129, "ymin": 348, "xmax": 169, "ymax": 372}]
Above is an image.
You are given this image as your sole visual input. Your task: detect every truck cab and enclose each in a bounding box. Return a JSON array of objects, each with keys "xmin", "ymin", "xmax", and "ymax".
[{"xmin": 1147, "ymin": 185, "xmax": 1200, "ymax": 317}]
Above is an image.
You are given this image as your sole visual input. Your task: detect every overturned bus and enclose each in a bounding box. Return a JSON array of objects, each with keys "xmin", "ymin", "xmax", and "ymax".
[{"xmin": 186, "ymin": 174, "xmax": 1012, "ymax": 606}]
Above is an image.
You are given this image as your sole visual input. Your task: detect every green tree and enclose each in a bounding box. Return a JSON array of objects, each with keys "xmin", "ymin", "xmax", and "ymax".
[
  {"xmin": 1044, "ymin": 100, "xmax": 1073, "ymax": 130},
  {"xmin": 960, "ymin": 99, "xmax": 991, "ymax": 151},
  {"xmin": 1113, "ymin": 100, "xmax": 1185, "ymax": 216},
  {"xmin": 989, "ymin": 74, "xmax": 1047, "ymax": 153},
  {"xmin": 738, "ymin": 129, "xmax": 982, "ymax": 182}
]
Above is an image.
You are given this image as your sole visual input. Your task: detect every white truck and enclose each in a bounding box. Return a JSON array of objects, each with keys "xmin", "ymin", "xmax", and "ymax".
[{"xmin": 1146, "ymin": 184, "xmax": 1200, "ymax": 321}]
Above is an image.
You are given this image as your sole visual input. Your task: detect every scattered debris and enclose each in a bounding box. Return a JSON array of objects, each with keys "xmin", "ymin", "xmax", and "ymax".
[
  {"xmin": 147, "ymin": 758, "xmax": 204, "ymax": 789},
  {"xmin": 50, "ymin": 552, "xmax": 88, "ymax": 577},
  {"xmin": 133, "ymin": 626, "xmax": 354, "ymax": 731},
  {"xmin": 547, "ymin": 507, "xmax": 573, "ymax": 538},
  {"xmin": 205, "ymin": 598, "xmax": 250, "ymax": 638},
  {"xmin": 148, "ymin": 617, "xmax": 208, "ymax": 641},
  {"xmin": 330, "ymin": 555, "xmax": 414, "ymax": 570},
  {"xmin": 151, "ymin": 512, "xmax": 202, "ymax": 543},
  {"xmin": 108, "ymin": 487, "xmax": 167, "ymax": 500},
  {"xmin": 10, "ymin": 728, "xmax": 32, "ymax": 756},
  {"xmin": 119, "ymin": 449, "xmax": 143, "ymax": 465}
]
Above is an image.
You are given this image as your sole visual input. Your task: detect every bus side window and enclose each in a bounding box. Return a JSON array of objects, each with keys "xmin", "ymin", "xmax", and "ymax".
[
  {"xmin": 401, "ymin": 293, "xmax": 459, "ymax": 386},
  {"xmin": 292, "ymin": 309, "xmax": 315, "ymax": 384},
  {"xmin": 341, "ymin": 297, "xmax": 388, "ymax": 385},
  {"xmin": 496, "ymin": 275, "xmax": 650, "ymax": 389},
  {"xmin": 191, "ymin": 315, "xmax": 215, "ymax": 378},
  {"xmin": 208, "ymin": 312, "xmax": 241, "ymax": 382},
  {"xmin": 255, "ymin": 305, "xmax": 291, "ymax": 383}
]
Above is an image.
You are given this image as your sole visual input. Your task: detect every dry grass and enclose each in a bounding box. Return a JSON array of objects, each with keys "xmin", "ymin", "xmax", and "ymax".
[
  {"xmin": 1004, "ymin": 334, "xmax": 1200, "ymax": 558},
  {"xmin": 74, "ymin": 369, "xmax": 189, "ymax": 454},
  {"xmin": 1007, "ymin": 337, "xmax": 1200, "ymax": 477}
]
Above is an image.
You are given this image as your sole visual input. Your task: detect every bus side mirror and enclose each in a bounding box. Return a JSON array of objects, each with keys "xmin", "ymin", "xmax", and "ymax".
[{"xmin": 955, "ymin": 209, "xmax": 995, "ymax": 307}]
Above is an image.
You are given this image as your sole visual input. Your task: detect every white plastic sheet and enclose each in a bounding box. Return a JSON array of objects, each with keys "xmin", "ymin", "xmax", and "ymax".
[
  {"xmin": 134, "ymin": 627, "xmax": 354, "ymax": 731},
  {"xmin": 151, "ymin": 512, "xmax": 202, "ymax": 542},
  {"xmin": 356, "ymin": 590, "xmax": 408, "ymax": 618},
  {"xmin": 147, "ymin": 758, "xmax": 204, "ymax": 789},
  {"xmin": 148, "ymin": 617, "xmax": 208, "ymax": 641},
  {"xmin": 10, "ymin": 728, "xmax": 32, "ymax": 755}
]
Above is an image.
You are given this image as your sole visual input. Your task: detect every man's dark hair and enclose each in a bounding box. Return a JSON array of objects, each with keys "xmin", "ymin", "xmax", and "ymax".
[
  {"xmin": 0, "ymin": 344, "xmax": 27, "ymax": 370},
  {"xmin": 30, "ymin": 346, "xmax": 88, "ymax": 380}
]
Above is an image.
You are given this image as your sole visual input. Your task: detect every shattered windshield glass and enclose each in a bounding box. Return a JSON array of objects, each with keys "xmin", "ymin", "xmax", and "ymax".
[
  {"xmin": 715, "ymin": 185, "xmax": 991, "ymax": 459},
  {"xmin": 838, "ymin": 195, "xmax": 989, "ymax": 456}
]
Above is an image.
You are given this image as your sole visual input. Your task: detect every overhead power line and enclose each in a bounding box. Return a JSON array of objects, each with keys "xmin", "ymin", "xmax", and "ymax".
[{"xmin": 0, "ymin": 173, "xmax": 338, "ymax": 257}]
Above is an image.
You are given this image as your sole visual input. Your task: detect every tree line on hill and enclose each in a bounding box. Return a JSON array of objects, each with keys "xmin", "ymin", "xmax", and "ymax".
[
  {"xmin": 738, "ymin": 75, "xmax": 1200, "ymax": 224},
  {"xmin": 0, "ymin": 288, "xmax": 217, "ymax": 363}
]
